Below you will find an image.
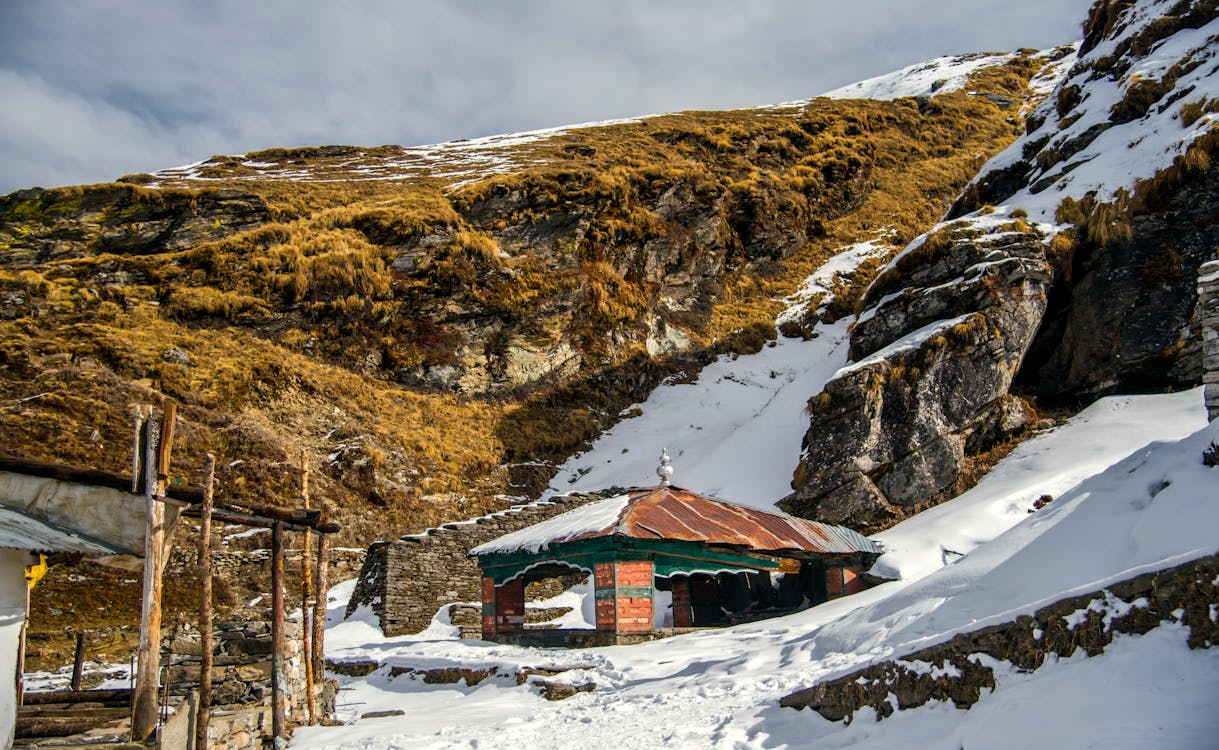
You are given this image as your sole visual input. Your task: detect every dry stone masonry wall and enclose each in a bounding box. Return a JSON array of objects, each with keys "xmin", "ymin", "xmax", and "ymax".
[
  {"xmin": 780, "ymin": 552, "xmax": 1219, "ymax": 722},
  {"xmin": 347, "ymin": 491, "xmax": 613, "ymax": 635},
  {"xmin": 161, "ymin": 620, "xmax": 335, "ymax": 750},
  {"xmin": 1200, "ymin": 259, "xmax": 1219, "ymax": 421}
]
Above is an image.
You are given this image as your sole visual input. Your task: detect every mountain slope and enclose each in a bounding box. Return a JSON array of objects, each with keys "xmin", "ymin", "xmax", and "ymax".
[
  {"xmin": 0, "ymin": 50, "xmax": 1056, "ymax": 543},
  {"xmin": 784, "ymin": 0, "xmax": 1219, "ymax": 531}
]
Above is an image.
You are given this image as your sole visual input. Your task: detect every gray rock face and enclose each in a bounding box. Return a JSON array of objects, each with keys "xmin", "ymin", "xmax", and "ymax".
[
  {"xmin": 1016, "ymin": 163, "xmax": 1219, "ymax": 400},
  {"xmin": 781, "ymin": 227, "xmax": 1051, "ymax": 529}
]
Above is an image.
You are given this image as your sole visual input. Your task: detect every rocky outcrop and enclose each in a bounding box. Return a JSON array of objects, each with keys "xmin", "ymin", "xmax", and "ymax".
[
  {"xmin": 1016, "ymin": 163, "xmax": 1219, "ymax": 400},
  {"xmin": 0, "ymin": 183, "xmax": 269, "ymax": 263},
  {"xmin": 780, "ymin": 552, "xmax": 1219, "ymax": 722},
  {"xmin": 786, "ymin": 0, "xmax": 1219, "ymax": 530},
  {"xmin": 781, "ymin": 224, "xmax": 1051, "ymax": 529}
]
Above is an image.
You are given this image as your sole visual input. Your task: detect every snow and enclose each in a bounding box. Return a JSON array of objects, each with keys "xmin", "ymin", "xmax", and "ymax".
[
  {"xmin": 547, "ymin": 240, "xmax": 893, "ymax": 509},
  {"xmin": 868, "ymin": 387, "xmax": 1207, "ymax": 583},
  {"xmin": 777, "ymin": 238, "xmax": 892, "ymax": 327},
  {"xmin": 546, "ymin": 322, "xmax": 853, "ymax": 509},
  {"xmin": 292, "ymin": 388, "xmax": 1215, "ymax": 750},
  {"xmin": 833, "ymin": 313, "xmax": 975, "ymax": 379},
  {"xmin": 468, "ymin": 494, "xmax": 631, "ymax": 556},
  {"xmin": 818, "ymin": 53, "xmax": 1014, "ymax": 101}
]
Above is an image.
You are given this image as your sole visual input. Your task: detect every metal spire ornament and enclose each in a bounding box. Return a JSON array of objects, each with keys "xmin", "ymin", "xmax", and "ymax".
[{"xmin": 657, "ymin": 448, "xmax": 674, "ymax": 487}]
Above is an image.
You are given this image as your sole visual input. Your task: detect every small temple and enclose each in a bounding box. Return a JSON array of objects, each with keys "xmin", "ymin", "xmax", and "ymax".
[{"xmin": 470, "ymin": 452, "xmax": 883, "ymax": 645}]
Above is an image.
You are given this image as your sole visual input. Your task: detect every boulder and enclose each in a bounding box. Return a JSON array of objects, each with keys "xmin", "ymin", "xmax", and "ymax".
[{"xmin": 782, "ymin": 227, "xmax": 1051, "ymax": 529}]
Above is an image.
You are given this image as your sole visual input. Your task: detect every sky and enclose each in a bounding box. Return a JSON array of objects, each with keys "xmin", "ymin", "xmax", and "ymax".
[{"xmin": 0, "ymin": 1, "xmax": 1092, "ymax": 195}]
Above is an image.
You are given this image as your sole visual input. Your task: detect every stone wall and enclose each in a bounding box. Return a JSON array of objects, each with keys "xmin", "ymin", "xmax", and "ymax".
[
  {"xmin": 780, "ymin": 552, "xmax": 1219, "ymax": 722},
  {"xmin": 163, "ymin": 620, "xmax": 335, "ymax": 750},
  {"xmin": 347, "ymin": 491, "xmax": 612, "ymax": 636},
  {"xmin": 1200, "ymin": 259, "xmax": 1219, "ymax": 421}
]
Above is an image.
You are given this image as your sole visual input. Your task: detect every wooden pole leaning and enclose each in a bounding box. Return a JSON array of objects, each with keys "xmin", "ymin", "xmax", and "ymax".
[
  {"xmin": 195, "ymin": 454, "xmax": 216, "ymax": 750},
  {"xmin": 70, "ymin": 633, "xmax": 86, "ymax": 691},
  {"xmin": 300, "ymin": 453, "xmax": 317, "ymax": 725},
  {"xmin": 271, "ymin": 521, "xmax": 287, "ymax": 746}
]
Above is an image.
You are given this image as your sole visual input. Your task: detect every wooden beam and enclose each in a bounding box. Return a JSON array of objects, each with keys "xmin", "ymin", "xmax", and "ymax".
[
  {"xmin": 22, "ymin": 688, "xmax": 132, "ymax": 706},
  {"xmin": 156, "ymin": 399, "xmax": 176, "ymax": 478},
  {"xmin": 0, "ymin": 453, "xmax": 342, "ymax": 532},
  {"xmin": 195, "ymin": 454, "xmax": 216, "ymax": 750},
  {"xmin": 0, "ymin": 453, "xmax": 204, "ymax": 505},
  {"xmin": 270, "ymin": 521, "xmax": 287, "ymax": 744},
  {"xmin": 190, "ymin": 507, "xmax": 314, "ymax": 534},
  {"xmin": 131, "ymin": 412, "xmax": 164, "ymax": 741}
]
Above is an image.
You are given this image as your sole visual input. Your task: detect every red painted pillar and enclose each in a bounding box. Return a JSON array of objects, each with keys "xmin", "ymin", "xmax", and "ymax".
[
  {"xmin": 481, "ymin": 577, "xmax": 497, "ymax": 639},
  {"xmin": 826, "ymin": 565, "xmax": 844, "ymax": 599},
  {"xmin": 495, "ymin": 578, "xmax": 525, "ymax": 633},
  {"xmin": 826, "ymin": 563, "xmax": 867, "ymax": 599},
  {"xmin": 843, "ymin": 565, "xmax": 866, "ymax": 595},
  {"xmin": 671, "ymin": 578, "xmax": 693, "ymax": 627}
]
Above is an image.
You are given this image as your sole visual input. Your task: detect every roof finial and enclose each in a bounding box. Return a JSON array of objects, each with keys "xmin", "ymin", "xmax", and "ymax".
[{"xmin": 657, "ymin": 448, "xmax": 673, "ymax": 487}]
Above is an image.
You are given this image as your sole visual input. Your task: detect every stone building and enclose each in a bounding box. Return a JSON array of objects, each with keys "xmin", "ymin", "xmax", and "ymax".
[{"xmin": 346, "ymin": 491, "xmax": 612, "ymax": 635}]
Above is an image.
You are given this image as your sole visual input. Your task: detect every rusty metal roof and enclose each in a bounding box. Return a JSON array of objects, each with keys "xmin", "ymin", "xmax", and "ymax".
[{"xmin": 474, "ymin": 486, "xmax": 881, "ymax": 557}]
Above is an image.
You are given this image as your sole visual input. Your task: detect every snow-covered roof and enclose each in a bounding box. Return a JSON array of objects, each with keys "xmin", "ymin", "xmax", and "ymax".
[{"xmin": 470, "ymin": 486, "xmax": 881, "ymax": 557}]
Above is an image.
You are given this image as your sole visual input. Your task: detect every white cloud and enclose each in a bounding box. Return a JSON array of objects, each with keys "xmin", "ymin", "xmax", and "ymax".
[{"xmin": 0, "ymin": 0, "xmax": 1091, "ymax": 194}]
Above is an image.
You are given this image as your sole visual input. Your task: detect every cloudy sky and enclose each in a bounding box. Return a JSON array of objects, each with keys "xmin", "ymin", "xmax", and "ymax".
[{"xmin": 0, "ymin": 1, "xmax": 1092, "ymax": 195}]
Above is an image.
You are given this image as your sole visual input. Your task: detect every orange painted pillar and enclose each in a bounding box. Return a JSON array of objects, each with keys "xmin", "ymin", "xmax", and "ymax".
[
  {"xmin": 594, "ymin": 563, "xmax": 617, "ymax": 631},
  {"xmin": 614, "ymin": 561, "xmax": 654, "ymax": 633},
  {"xmin": 843, "ymin": 565, "xmax": 866, "ymax": 595}
]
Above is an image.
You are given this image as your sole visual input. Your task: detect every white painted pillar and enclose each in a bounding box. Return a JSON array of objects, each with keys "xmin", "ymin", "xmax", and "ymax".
[
  {"xmin": 1199, "ymin": 259, "xmax": 1219, "ymax": 421},
  {"xmin": 0, "ymin": 548, "xmax": 32, "ymax": 750}
]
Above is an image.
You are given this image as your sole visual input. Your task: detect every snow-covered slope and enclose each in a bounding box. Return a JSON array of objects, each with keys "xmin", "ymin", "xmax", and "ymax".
[
  {"xmin": 817, "ymin": 52, "xmax": 1016, "ymax": 101},
  {"xmin": 293, "ymin": 389, "xmax": 1216, "ymax": 750}
]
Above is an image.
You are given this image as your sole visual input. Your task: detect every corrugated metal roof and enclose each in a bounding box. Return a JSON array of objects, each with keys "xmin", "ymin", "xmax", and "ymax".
[{"xmin": 476, "ymin": 486, "xmax": 882, "ymax": 556}]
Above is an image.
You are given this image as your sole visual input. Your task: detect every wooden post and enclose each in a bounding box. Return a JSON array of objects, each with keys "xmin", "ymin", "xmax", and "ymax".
[
  {"xmin": 195, "ymin": 454, "xmax": 216, "ymax": 750},
  {"xmin": 271, "ymin": 521, "xmax": 287, "ymax": 745},
  {"xmin": 312, "ymin": 504, "xmax": 330, "ymax": 684},
  {"xmin": 300, "ymin": 453, "xmax": 316, "ymax": 725},
  {"xmin": 130, "ymin": 405, "xmax": 148, "ymax": 492},
  {"xmin": 131, "ymin": 411, "xmax": 163, "ymax": 741},
  {"xmin": 70, "ymin": 633, "xmax": 86, "ymax": 691}
]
